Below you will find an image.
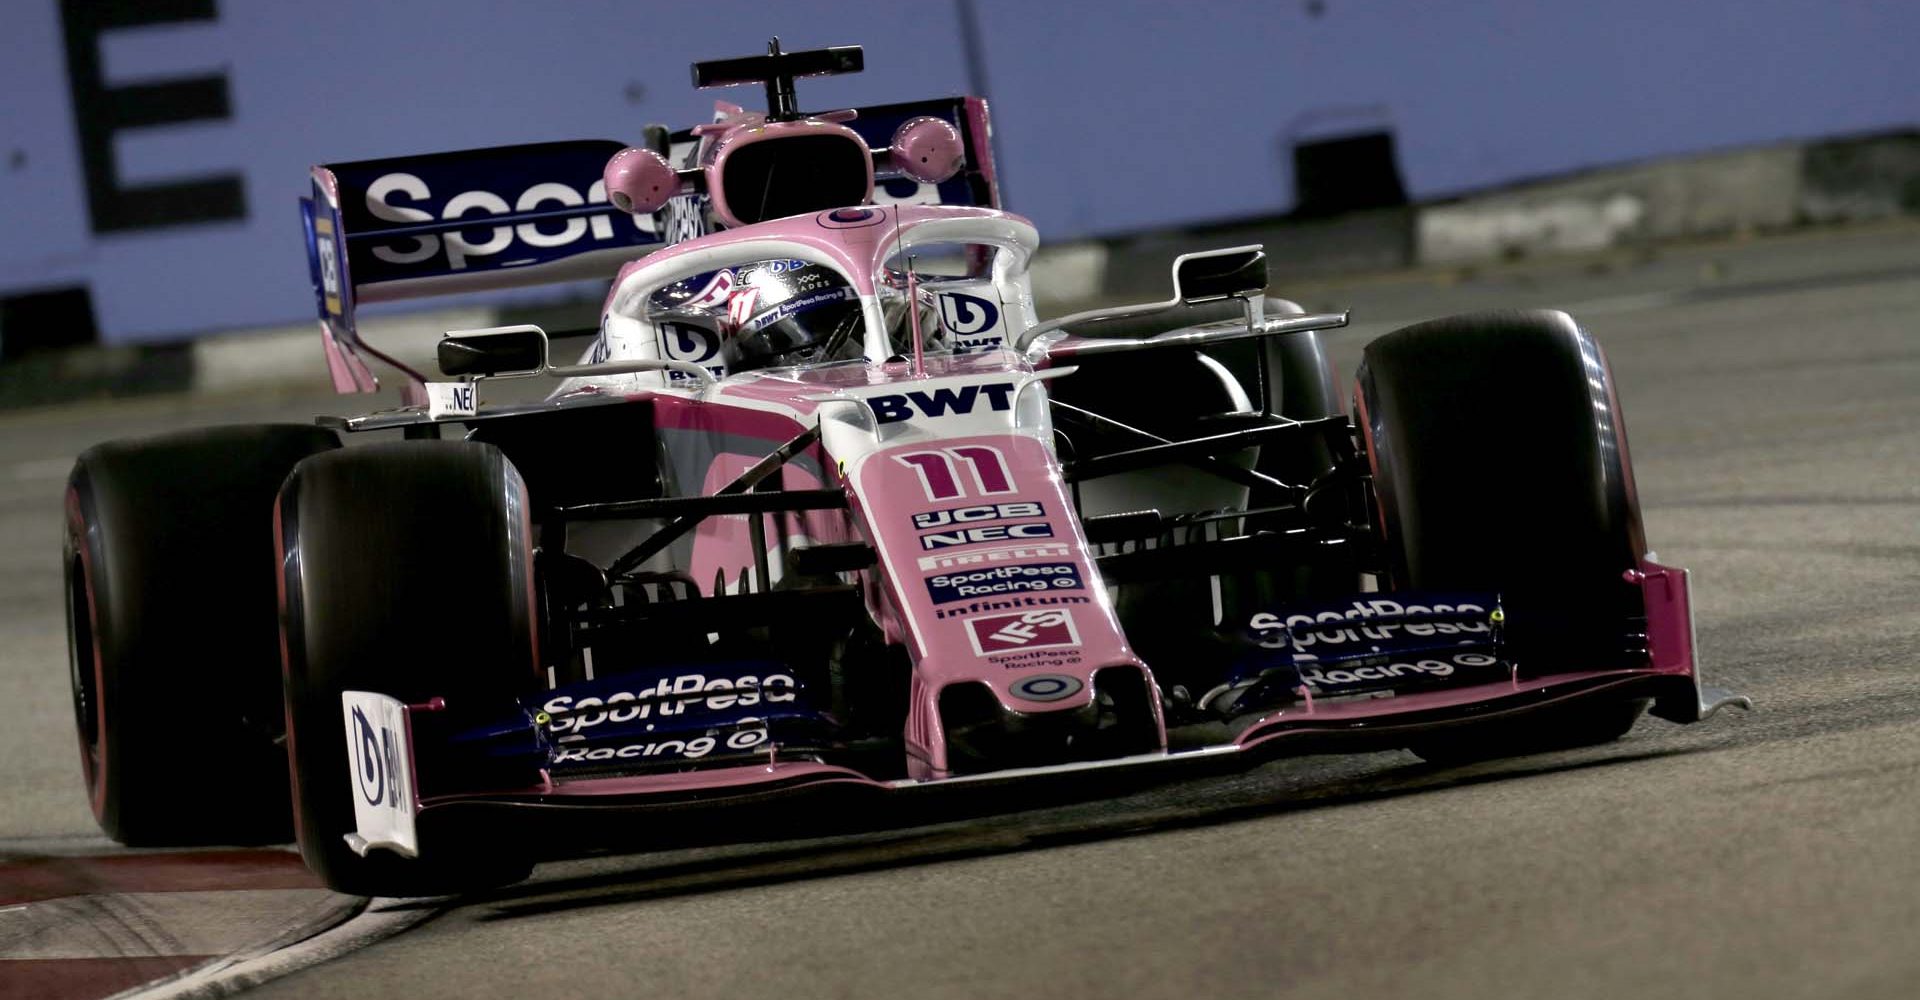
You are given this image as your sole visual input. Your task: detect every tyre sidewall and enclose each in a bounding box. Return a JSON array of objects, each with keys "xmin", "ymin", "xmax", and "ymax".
[{"xmin": 279, "ymin": 441, "xmax": 536, "ymax": 895}]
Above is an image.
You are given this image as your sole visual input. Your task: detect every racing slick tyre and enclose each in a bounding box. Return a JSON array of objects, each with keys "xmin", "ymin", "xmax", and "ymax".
[
  {"xmin": 279, "ymin": 442, "xmax": 536, "ymax": 896},
  {"xmin": 64, "ymin": 424, "xmax": 340, "ymax": 846},
  {"xmin": 1354, "ymin": 310, "xmax": 1650, "ymax": 762}
]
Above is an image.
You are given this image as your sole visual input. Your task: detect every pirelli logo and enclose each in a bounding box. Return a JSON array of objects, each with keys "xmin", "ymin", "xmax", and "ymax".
[{"xmin": 917, "ymin": 541, "xmax": 1071, "ymax": 572}]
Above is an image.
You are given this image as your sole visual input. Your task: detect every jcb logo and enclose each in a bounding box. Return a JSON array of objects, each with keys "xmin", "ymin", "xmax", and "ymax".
[{"xmin": 913, "ymin": 501, "xmax": 1044, "ymax": 529}]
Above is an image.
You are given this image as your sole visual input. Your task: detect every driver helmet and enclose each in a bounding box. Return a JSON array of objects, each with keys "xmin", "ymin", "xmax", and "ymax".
[{"xmin": 719, "ymin": 259, "xmax": 868, "ymax": 372}]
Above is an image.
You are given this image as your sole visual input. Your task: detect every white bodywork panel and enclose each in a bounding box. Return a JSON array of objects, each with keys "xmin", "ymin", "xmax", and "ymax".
[{"xmin": 341, "ymin": 690, "xmax": 420, "ymax": 859}]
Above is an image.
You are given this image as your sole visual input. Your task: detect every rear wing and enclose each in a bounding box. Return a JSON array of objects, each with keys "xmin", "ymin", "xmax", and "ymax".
[
  {"xmin": 301, "ymin": 97, "xmax": 999, "ymax": 394},
  {"xmin": 302, "ymin": 139, "xmax": 651, "ymax": 392}
]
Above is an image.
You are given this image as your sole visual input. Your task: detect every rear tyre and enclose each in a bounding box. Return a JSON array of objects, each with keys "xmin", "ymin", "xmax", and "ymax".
[
  {"xmin": 1356, "ymin": 310, "xmax": 1649, "ymax": 760},
  {"xmin": 65, "ymin": 424, "xmax": 339, "ymax": 846},
  {"xmin": 279, "ymin": 442, "xmax": 536, "ymax": 896}
]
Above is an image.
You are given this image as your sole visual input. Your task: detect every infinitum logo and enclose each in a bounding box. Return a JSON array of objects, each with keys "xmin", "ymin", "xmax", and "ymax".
[{"xmin": 965, "ymin": 609, "xmax": 1081, "ymax": 656}]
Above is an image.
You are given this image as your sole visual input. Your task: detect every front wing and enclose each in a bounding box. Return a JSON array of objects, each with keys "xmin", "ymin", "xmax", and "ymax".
[{"xmin": 339, "ymin": 559, "xmax": 1748, "ymax": 855}]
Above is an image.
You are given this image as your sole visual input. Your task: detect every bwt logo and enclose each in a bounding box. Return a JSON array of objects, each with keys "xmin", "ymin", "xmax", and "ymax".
[
  {"xmin": 366, "ymin": 173, "xmax": 627, "ymax": 270},
  {"xmin": 350, "ymin": 706, "xmax": 400, "ymax": 808},
  {"xmin": 660, "ymin": 322, "xmax": 721, "ymax": 364},
  {"xmin": 938, "ymin": 292, "xmax": 1001, "ymax": 337},
  {"xmin": 870, "ymin": 382, "xmax": 1016, "ymax": 424}
]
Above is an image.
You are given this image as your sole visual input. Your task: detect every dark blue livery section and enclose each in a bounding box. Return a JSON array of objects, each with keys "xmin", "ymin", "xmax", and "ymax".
[
  {"xmin": 322, "ymin": 139, "xmax": 658, "ymax": 290},
  {"xmin": 1217, "ymin": 592, "xmax": 1509, "ymax": 711},
  {"xmin": 446, "ymin": 660, "xmax": 838, "ymax": 778}
]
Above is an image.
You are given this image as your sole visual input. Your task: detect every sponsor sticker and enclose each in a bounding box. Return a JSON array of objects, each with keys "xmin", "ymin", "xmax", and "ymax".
[
  {"xmin": 426, "ymin": 381, "xmax": 477, "ymax": 418},
  {"xmin": 313, "ymin": 214, "xmax": 342, "ymax": 316},
  {"xmin": 870, "ymin": 382, "xmax": 1016, "ymax": 424},
  {"xmin": 920, "ymin": 522, "xmax": 1053, "ymax": 550},
  {"xmin": 938, "ymin": 291, "xmax": 1001, "ymax": 337},
  {"xmin": 550, "ymin": 726, "xmax": 768, "ymax": 765},
  {"xmin": 931, "ymin": 593, "xmax": 1090, "ymax": 621},
  {"xmin": 1296, "ymin": 652, "xmax": 1503, "ymax": 693},
  {"xmin": 919, "ymin": 541, "xmax": 1071, "ymax": 572},
  {"xmin": 743, "ymin": 286, "xmax": 857, "ymax": 333},
  {"xmin": 966, "ymin": 609, "xmax": 1081, "ymax": 656},
  {"xmin": 364, "ymin": 172, "xmax": 627, "ymax": 272},
  {"xmin": 1008, "ymin": 674, "xmax": 1083, "ymax": 702},
  {"xmin": 1248, "ymin": 597, "xmax": 1492, "ymax": 650},
  {"xmin": 926, "ymin": 562, "xmax": 1083, "ymax": 604},
  {"xmin": 912, "ymin": 501, "xmax": 1044, "ymax": 530},
  {"xmin": 541, "ymin": 672, "xmax": 797, "ymax": 734}
]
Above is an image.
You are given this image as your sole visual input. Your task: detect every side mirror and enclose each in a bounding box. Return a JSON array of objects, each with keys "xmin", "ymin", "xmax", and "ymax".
[
  {"xmin": 888, "ymin": 116, "xmax": 964, "ymax": 184},
  {"xmin": 1172, "ymin": 247, "xmax": 1267, "ymax": 303},
  {"xmin": 604, "ymin": 146, "xmax": 680, "ymax": 215},
  {"xmin": 438, "ymin": 326, "xmax": 548, "ymax": 378}
]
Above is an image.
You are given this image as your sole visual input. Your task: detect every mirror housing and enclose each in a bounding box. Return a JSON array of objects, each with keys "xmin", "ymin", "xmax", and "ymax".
[
  {"xmin": 1172, "ymin": 247, "xmax": 1267, "ymax": 303},
  {"xmin": 889, "ymin": 116, "xmax": 964, "ymax": 184},
  {"xmin": 438, "ymin": 326, "xmax": 548, "ymax": 378},
  {"xmin": 604, "ymin": 146, "xmax": 680, "ymax": 215}
]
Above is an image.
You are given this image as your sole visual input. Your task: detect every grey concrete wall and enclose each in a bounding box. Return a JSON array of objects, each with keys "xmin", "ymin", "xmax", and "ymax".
[{"xmin": 1413, "ymin": 131, "xmax": 1920, "ymax": 267}]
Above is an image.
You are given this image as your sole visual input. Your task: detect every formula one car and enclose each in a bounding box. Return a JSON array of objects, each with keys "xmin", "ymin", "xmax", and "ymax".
[{"xmin": 63, "ymin": 41, "xmax": 1747, "ymax": 895}]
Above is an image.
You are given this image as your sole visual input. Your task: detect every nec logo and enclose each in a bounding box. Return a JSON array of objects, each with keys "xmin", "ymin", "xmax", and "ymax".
[
  {"xmin": 366, "ymin": 173, "xmax": 626, "ymax": 270},
  {"xmin": 965, "ymin": 609, "xmax": 1081, "ymax": 656},
  {"xmin": 870, "ymin": 382, "xmax": 1016, "ymax": 424},
  {"xmin": 920, "ymin": 522, "xmax": 1054, "ymax": 550}
]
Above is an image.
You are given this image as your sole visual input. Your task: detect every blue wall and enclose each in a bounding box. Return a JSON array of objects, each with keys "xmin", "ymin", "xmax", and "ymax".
[{"xmin": 3, "ymin": 0, "xmax": 1916, "ymax": 343}]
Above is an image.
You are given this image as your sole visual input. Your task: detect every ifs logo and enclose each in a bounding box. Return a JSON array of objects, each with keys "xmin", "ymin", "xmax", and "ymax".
[{"xmin": 965, "ymin": 609, "xmax": 1082, "ymax": 656}]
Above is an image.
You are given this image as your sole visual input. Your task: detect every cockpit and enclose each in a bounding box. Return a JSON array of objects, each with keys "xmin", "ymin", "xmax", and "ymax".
[{"xmin": 598, "ymin": 209, "xmax": 1040, "ymax": 386}]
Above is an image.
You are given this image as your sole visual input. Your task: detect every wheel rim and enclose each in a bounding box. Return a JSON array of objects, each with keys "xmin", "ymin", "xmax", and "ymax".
[{"xmin": 64, "ymin": 545, "xmax": 104, "ymax": 805}]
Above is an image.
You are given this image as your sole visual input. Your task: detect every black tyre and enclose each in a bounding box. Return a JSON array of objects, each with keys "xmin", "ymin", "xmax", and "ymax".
[
  {"xmin": 279, "ymin": 441, "xmax": 538, "ymax": 896},
  {"xmin": 1354, "ymin": 310, "xmax": 1650, "ymax": 759},
  {"xmin": 65, "ymin": 424, "xmax": 339, "ymax": 845}
]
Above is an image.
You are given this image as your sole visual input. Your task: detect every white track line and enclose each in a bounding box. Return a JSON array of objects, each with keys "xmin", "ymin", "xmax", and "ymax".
[{"xmin": 108, "ymin": 896, "xmax": 445, "ymax": 1000}]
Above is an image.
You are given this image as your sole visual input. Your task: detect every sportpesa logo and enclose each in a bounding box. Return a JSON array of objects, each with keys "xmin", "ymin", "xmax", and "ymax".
[
  {"xmin": 1248, "ymin": 598, "xmax": 1492, "ymax": 649},
  {"xmin": 364, "ymin": 172, "xmax": 639, "ymax": 271},
  {"xmin": 541, "ymin": 672, "xmax": 796, "ymax": 734}
]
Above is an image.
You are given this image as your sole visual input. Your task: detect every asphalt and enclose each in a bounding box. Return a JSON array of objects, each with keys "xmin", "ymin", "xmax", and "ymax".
[{"xmin": 2, "ymin": 221, "xmax": 1917, "ymax": 999}]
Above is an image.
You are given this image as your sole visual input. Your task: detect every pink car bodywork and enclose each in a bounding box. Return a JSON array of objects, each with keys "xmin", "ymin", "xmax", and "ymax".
[
  {"xmin": 291, "ymin": 45, "xmax": 1743, "ymax": 831},
  {"xmin": 377, "ymin": 204, "xmax": 1732, "ymax": 813}
]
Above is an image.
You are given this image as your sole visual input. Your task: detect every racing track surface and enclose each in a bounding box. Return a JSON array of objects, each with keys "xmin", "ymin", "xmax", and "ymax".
[{"xmin": 3, "ymin": 222, "xmax": 1917, "ymax": 998}]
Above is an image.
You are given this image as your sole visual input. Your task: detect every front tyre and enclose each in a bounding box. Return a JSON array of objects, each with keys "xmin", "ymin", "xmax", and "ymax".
[
  {"xmin": 1356, "ymin": 310, "xmax": 1651, "ymax": 760},
  {"xmin": 279, "ymin": 441, "xmax": 537, "ymax": 896}
]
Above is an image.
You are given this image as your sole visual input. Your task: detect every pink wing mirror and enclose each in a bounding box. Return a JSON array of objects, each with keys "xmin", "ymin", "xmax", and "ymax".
[
  {"xmin": 603, "ymin": 147, "xmax": 678, "ymax": 214},
  {"xmin": 889, "ymin": 116, "xmax": 963, "ymax": 185}
]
